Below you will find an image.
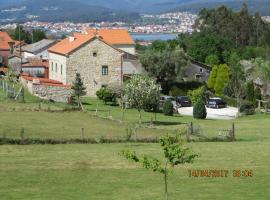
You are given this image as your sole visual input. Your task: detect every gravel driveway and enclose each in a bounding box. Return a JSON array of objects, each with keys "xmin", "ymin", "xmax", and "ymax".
[{"xmin": 178, "ymin": 106, "xmax": 239, "ymax": 120}]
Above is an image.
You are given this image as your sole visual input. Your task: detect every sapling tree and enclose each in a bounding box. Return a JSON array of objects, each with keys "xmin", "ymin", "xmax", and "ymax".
[
  {"xmin": 71, "ymin": 73, "xmax": 86, "ymax": 110},
  {"xmin": 120, "ymin": 134, "xmax": 198, "ymax": 200}
]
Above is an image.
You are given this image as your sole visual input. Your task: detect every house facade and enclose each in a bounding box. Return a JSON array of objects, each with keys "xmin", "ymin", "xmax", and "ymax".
[
  {"xmin": 48, "ymin": 35, "xmax": 124, "ymax": 96},
  {"xmin": 0, "ymin": 31, "xmax": 20, "ymax": 67}
]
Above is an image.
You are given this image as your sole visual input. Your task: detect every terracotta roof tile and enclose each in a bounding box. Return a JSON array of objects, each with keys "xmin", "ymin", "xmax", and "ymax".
[
  {"xmin": 48, "ymin": 29, "xmax": 134, "ymax": 55},
  {"xmin": 0, "ymin": 31, "xmax": 19, "ymax": 50},
  {"xmin": 86, "ymin": 29, "xmax": 135, "ymax": 45},
  {"xmin": 21, "ymin": 74, "xmax": 70, "ymax": 87},
  {"xmin": 22, "ymin": 59, "xmax": 49, "ymax": 68}
]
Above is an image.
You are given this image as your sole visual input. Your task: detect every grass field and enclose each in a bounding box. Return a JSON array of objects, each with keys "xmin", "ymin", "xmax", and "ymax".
[
  {"xmin": 0, "ymin": 142, "xmax": 270, "ymax": 200},
  {"xmin": 1, "ymin": 86, "xmax": 270, "ymax": 199}
]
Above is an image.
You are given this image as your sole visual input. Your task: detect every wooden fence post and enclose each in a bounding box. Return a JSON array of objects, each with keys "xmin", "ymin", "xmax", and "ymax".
[
  {"xmin": 20, "ymin": 128, "xmax": 25, "ymax": 143},
  {"xmin": 81, "ymin": 127, "xmax": 85, "ymax": 140},
  {"xmin": 231, "ymin": 122, "xmax": 235, "ymax": 141}
]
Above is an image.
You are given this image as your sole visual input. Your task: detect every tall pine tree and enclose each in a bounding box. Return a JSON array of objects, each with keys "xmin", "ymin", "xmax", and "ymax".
[{"xmin": 71, "ymin": 73, "xmax": 86, "ymax": 110}]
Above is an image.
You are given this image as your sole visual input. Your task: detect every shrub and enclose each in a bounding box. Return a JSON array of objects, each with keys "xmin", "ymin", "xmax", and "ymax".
[
  {"xmin": 240, "ymin": 103, "xmax": 255, "ymax": 115},
  {"xmin": 169, "ymin": 86, "xmax": 186, "ymax": 97},
  {"xmin": 96, "ymin": 87, "xmax": 117, "ymax": 105},
  {"xmin": 163, "ymin": 99, "xmax": 174, "ymax": 116},
  {"xmin": 193, "ymin": 99, "xmax": 207, "ymax": 119},
  {"xmin": 188, "ymin": 86, "xmax": 207, "ymax": 105},
  {"xmin": 96, "ymin": 88, "xmax": 106, "ymax": 100}
]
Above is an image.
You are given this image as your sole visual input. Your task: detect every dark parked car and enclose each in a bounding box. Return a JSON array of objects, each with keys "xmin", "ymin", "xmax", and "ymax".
[
  {"xmin": 176, "ymin": 96, "xmax": 192, "ymax": 107},
  {"xmin": 206, "ymin": 97, "xmax": 227, "ymax": 109}
]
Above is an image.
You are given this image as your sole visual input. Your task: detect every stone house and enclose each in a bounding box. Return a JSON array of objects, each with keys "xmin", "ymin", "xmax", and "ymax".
[
  {"xmin": 48, "ymin": 29, "xmax": 135, "ymax": 96},
  {"xmin": 0, "ymin": 31, "xmax": 20, "ymax": 67},
  {"xmin": 184, "ymin": 59, "xmax": 211, "ymax": 82}
]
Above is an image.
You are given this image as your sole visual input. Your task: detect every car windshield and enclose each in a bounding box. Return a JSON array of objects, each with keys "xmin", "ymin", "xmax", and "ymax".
[{"xmin": 181, "ymin": 97, "xmax": 189, "ymax": 101}]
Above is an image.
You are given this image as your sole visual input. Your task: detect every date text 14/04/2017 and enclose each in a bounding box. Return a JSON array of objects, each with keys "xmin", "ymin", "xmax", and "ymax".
[{"xmin": 188, "ymin": 169, "xmax": 253, "ymax": 178}]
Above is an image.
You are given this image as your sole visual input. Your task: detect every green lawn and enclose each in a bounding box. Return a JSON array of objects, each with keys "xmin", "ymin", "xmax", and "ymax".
[
  {"xmin": 1, "ymin": 86, "xmax": 270, "ymax": 199},
  {"xmin": 0, "ymin": 142, "xmax": 269, "ymax": 200}
]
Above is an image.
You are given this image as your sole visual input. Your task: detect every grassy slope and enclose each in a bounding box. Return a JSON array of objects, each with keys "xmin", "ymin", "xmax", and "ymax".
[{"xmin": 0, "ymin": 142, "xmax": 269, "ymax": 200}]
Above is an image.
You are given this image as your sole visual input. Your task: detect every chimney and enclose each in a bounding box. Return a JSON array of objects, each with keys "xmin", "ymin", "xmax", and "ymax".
[
  {"xmin": 8, "ymin": 41, "xmax": 15, "ymax": 54},
  {"xmin": 69, "ymin": 36, "xmax": 75, "ymax": 42}
]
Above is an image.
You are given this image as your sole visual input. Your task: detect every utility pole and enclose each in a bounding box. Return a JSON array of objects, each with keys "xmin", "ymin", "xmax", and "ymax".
[{"xmin": 19, "ymin": 24, "xmax": 22, "ymax": 74}]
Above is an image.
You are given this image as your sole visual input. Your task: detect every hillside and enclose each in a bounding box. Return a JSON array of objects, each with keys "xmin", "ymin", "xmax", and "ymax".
[
  {"xmin": 170, "ymin": 0, "xmax": 270, "ymax": 15},
  {"xmin": 0, "ymin": 0, "xmax": 269, "ymax": 24},
  {"xmin": 0, "ymin": 0, "xmax": 140, "ymax": 23}
]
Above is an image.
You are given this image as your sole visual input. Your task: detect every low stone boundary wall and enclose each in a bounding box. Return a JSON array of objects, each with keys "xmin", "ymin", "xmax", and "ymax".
[{"xmin": 21, "ymin": 77, "xmax": 72, "ymax": 102}]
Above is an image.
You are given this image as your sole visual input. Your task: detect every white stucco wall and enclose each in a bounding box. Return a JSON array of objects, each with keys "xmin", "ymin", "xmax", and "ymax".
[
  {"xmin": 48, "ymin": 52, "xmax": 67, "ymax": 84},
  {"xmin": 23, "ymin": 50, "xmax": 50, "ymax": 59},
  {"xmin": 113, "ymin": 44, "xmax": 135, "ymax": 55}
]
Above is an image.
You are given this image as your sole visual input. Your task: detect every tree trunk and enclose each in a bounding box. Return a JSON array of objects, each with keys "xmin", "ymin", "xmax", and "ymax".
[
  {"xmin": 139, "ymin": 110, "xmax": 142, "ymax": 123},
  {"xmin": 164, "ymin": 162, "xmax": 168, "ymax": 200}
]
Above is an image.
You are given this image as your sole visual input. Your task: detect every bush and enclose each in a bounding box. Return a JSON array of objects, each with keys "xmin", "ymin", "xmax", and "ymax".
[
  {"xmin": 163, "ymin": 99, "xmax": 174, "ymax": 116},
  {"xmin": 188, "ymin": 86, "xmax": 207, "ymax": 105},
  {"xmin": 193, "ymin": 99, "xmax": 207, "ymax": 119},
  {"xmin": 96, "ymin": 87, "xmax": 117, "ymax": 105},
  {"xmin": 96, "ymin": 88, "xmax": 106, "ymax": 100},
  {"xmin": 223, "ymin": 96, "xmax": 238, "ymax": 107},
  {"xmin": 240, "ymin": 103, "xmax": 255, "ymax": 115},
  {"xmin": 169, "ymin": 86, "xmax": 186, "ymax": 97}
]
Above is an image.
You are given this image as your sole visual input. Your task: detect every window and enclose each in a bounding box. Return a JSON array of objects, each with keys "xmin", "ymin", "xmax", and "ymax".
[
  {"xmin": 195, "ymin": 74, "xmax": 202, "ymax": 80},
  {"xmin": 101, "ymin": 84, "xmax": 108, "ymax": 88},
  {"xmin": 200, "ymin": 68, "xmax": 203, "ymax": 73},
  {"xmin": 55, "ymin": 63, "xmax": 58, "ymax": 73},
  {"xmin": 102, "ymin": 65, "xmax": 108, "ymax": 75},
  {"xmin": 61, "ymin": 64, "xmax": 63, "ymax": 75},
  {"xmin": 51, "ymin": 62, "xmax": 54, "ymax": 71},
  {"xmin": 93, "ymin": 52, "xmax": 97, "ymax": 57}
]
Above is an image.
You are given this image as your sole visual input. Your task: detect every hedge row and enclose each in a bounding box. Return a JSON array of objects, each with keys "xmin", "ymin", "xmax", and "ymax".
[{"xmin": 0, "ymin": 137, "xmax": 159, "ymax": 145}]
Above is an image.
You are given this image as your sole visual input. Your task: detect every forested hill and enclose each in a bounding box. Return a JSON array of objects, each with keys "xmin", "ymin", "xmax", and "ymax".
[
  {"xmin": 1, "ymin": 0, "xmax": 270, "ymax": 15},
  {"xmin": 0, "ymin": 0, "xmax": 139, "ymax": 23},
  {"xmin": 170, "ymin": 0, "xmax": 270, "ymax": 15}
]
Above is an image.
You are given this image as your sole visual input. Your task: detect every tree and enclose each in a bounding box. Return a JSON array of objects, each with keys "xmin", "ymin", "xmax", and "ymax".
[
  {"xmin": 120, "ymin": 134, "xmax": 198, "ymax": 200},
  {"xmin": 71, "ymin": 73, "xmax": 86, "ymax": 110},
  {"xmin": 183, "ymin": 32, "xmax": 234, "ymax": 63},
  {"xmin": 214, "ymin": 64, "xmax": 231, "ymax": 96},
  {"xmin": 193, "ymin": 99, "xmax": 207, "ymax": 119},
  {"xmin": 246, "ymin": 81, "xmax": 255, "ymax": 103},
  {"xmin": 140, "ymin": 46, "xmax": 188, "ymax": 89},
  {"xmin": 124, "ymin": 75, "xmax": 160, "ymax": 122},
  {"xmin": 12, "ymin": 24, "xmax": 31, "ymax": 44},
  {"xmin": 187, "ymin": 86, "xmax": 207, "ymax": 105},
  {"xmin": 226, "ymin": 53, "xmax": 245, "ymax": 108},
  {"xmin": 207, "ymin": 65, "xmax": 218, "ymax": 91},
  {"xmin": 194, "ymin": 4, "xmax": 267, "ymax": 47},
  {"xmin": 205, "ymin": 54, "xmax": 220, "ymax": 67},
  {"xmin": 32, "ymin": 29, "xmax": 47, "ymax": 43}
]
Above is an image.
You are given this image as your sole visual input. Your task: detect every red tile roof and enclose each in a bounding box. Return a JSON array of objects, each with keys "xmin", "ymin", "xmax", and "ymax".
[
  {"xmin": 48, "ymin": 29, "xmax": 134, "ymax": 56},
  {"xmin": 0, "ymin": 31, "xmax": 19, "ymax": 50},
  {"xmin": 22, "ymin": 59, "xmax": 49, "ymax": 68},
  {"xmin": 86, "ymin": 29, "xmax": 135, "ymax": 45},
  {"xmin": 21, "ymin": 73, "xmax": 70, "ymax": 87}
]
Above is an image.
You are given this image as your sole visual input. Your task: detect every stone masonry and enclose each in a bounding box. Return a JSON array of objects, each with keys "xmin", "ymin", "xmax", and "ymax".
[{"xmin": 50, "ymin": 38, "xmax": 123, "ymax": 97}]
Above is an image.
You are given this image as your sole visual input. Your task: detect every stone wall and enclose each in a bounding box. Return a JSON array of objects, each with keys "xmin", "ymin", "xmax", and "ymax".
[
  {"xmin": 21, "ymin": 77, "xmax": 72, "ymax": 102},
  {"xmin": 32, "ymin": 84, "xmax": 72, "ymax": 102},
  {"xmin": 66, "ymin": 38, "xmax": 123, "ymax": 96}
]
